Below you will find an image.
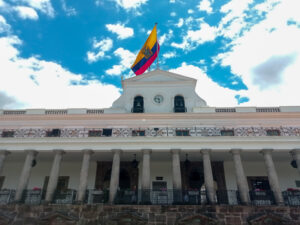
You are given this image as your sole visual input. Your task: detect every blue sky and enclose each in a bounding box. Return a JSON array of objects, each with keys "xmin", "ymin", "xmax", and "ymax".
[{"xmin": 0, "ymin": 0, "xmax": 300, "ymax": 109}]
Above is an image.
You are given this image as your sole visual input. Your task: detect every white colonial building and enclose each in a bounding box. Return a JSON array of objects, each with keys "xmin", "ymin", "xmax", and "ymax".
[{"xmin": 0, "ymin": 69, "xmax": 300, "ymax": 206}]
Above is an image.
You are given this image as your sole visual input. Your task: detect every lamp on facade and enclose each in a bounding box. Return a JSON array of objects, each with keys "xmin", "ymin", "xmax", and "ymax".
[{"xmin": 131, "ymin": 154, "xmax": 139, "ymax": 168}]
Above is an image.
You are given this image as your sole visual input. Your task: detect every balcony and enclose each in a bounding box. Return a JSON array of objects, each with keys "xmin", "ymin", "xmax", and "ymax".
[{"xmin": 0, "ymin": 189, "xmax": 299, "ymax": 206}]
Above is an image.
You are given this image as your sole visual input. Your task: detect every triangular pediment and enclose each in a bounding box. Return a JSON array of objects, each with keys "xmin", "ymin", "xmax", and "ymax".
[{"xmin": 125, "ymin": 69, "xmax": 196, "ymax": 84}]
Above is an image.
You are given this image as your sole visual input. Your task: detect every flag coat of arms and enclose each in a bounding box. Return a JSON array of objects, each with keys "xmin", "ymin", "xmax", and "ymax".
[{"xmin": 131, "ymin": 24, "xmax": 160, "ymax": 75}]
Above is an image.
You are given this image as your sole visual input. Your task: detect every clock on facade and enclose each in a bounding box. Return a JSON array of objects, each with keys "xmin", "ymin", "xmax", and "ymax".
[{"xmin": 153, "ymin": 95, "xmax": 164, "ymax": 104}]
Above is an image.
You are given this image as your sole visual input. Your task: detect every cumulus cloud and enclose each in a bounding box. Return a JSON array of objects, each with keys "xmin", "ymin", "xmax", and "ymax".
[
  {"xmin": 0, "ymin": 35, "xmax": 120, "ymax": 109},
  {"xmin": 23, "ymin": 0, "xmax": 55, "ymax": 17},
  {"xmin": 86, "ymin": 38, "xmax": 113, "ymax": 63},
  {"xmin": 170, "ymin": 63, "xmax": 240, "ymax": 106},
  {"xmin": 171, "ymin": 22, "xmax": 218, "ymax": 51},
  {"xmin": 106, "ymin": 23, "xmax": 134, "ymax": 40},
  {"xmin": 113, "ymin": 0, "xmax": 147, "ymax": 10},
  {"xmin": 176, "ymin": 18, "xmax": 184, "ymax": 28},
  {"xmin": 0, "ymin": 15, "xmax": 10, "ymax": 33},
  {"xmin": 159, "ymin": 29, "xmax": 173, "ymax": 45},
  {"xmin": 106, "ymin": 47, "xmax": 135, "ymax": 76},
  {"xmin": 197, "ymin": 0, "xmax": 213, "ymax": 14},
  {"xmin": 14, "ymin": 6, "xmax": 39, "ymax": 20},
  {"xmin": 61, "ymin": 0, "xmax": 77, "ymax": 16},
  {"xmin": 215, "ymin": 0, "xmax": 300, "ymax": 106},
  {"xmin": 163, "ymin": 51, "xmax": 176, "ymax": 59}
]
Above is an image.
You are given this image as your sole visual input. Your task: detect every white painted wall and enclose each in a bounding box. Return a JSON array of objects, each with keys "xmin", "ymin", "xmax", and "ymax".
[
  {"xmin": 224, "ymin": 161, "xmax": 300, "ymax": 191},
  {"xmin": 138, "ymin": 161, "xmax": 173, "ymax": 189},
  {"xmin": 1, "ymin": 160, "xmax": 97, "ymax": 190}
]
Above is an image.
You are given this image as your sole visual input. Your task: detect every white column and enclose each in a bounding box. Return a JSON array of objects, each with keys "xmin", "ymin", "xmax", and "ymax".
[
  {"xmin": 15, "ymin": 150, "xmax": 38, "ymax": 202},
  {"xmin": 109, "ymin": 149, "xmax": 121, "ymax": 204},
  {"xmin": 171, "ymin": 149, "xmax": 182, "ymax": 190},
  {"xmin": 201, "ymin": 149, "xmax": 216, "ymax": 204},
  {"xmin": 45, "ymin": 149, "xmax": 65, "ymax": 202},
  {"xmin": 291, "ymin": 148, "xmax": 300, "ymax": 175},
  {"xmin": 230, "ymin": 149, "xmax": 250, "ymax": 204},
  {"xmin": 141, "ymin": 149, "xmax": 151, "ymax": 190},
  {"xmin": 261, "ymin": 149, "xmax": 284, "ymax": 204},
  {"xmin": 77, "ymin": 149, "xmax": 94, "ymax": 202},
  {"xmin": 0, "ymin": 150, "xmax": 10, "ymax": 176}
]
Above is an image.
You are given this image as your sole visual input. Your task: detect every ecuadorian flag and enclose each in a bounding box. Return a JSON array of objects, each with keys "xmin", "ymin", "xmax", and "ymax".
[{"xmin": 131, "ymin": 24, "xmax": 160, "ymax": 75}]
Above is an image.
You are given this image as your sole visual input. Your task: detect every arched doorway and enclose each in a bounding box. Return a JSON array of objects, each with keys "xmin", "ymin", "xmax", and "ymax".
[
  {"xmin": 133, "ymin": 96, "xmax": 144, "ymax": 113},
  {"xmin": 174, "ymin": 95, "xmax": 186, "ymax": 112}
]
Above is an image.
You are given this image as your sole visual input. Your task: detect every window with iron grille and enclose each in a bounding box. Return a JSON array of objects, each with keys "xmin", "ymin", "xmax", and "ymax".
[
  {"xmin": 46, "ymin": 129, "xmax": 61, "ymax": 137},
  {"xmin": 132, "ymin": 130, "xmax": 145, "ymax": 136},
  {"xmin": 1, "ymin": 131, "xmax": 15, "ymax": 138},
  {"xmin": 176, "ymin": 130, "xmax": 190, "ymax": 136},
  {"xmin": 88, "ymin": 130, "xmax": 102, "ymax": 137},
  {"xmin": 266, "ymin": 129, "xmax": 280, "ymax": 136},
  {"xmin": 220, "ymin": 130, "xmax": 234, "ymax": 136}
]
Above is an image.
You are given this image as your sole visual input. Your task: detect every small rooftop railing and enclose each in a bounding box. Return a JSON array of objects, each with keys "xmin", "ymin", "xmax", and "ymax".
[{"xmin": 1, "ymin": 189, "xmax": 299, "ymax": 206}]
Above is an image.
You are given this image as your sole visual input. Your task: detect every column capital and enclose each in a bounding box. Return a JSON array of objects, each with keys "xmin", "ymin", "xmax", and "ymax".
[
  {"xmin": 53, "ymin": 149, "xmax": 65, "ymax": 155},
  {"xmin": 260, "ymin": 148, "xmax": 273, "ymax": 155},
  {"xmin": 24, "ymin": 149, "xmax": 38, "ymax": 156},
  {"xmin": 201, "ymin": 149, "xmax": 211, "ymax": 155},
  {"xmin": 142, "ymin": 149, "xmax": 152, "ymax": 154},
  {"xmin": 230, "ymin": 149, "xmax": 242, "ymax": 155},
  {"xmin": 82, "ymin": 149, "xmax": 94, "ymax": 155},
  {"xmin": 0, "ymin": 150, "xmax": 11, "ymax": 156},
  {"xmin": 171, "ymin": 149, "xmax": 181, "ymax": 154},
  {"xmin": 112, "ymin": 149, "xmax": 122, "ymax": 154},
  {"xmin": 290, "ymin": 148, "xmax": 300, "ymax": 156}
]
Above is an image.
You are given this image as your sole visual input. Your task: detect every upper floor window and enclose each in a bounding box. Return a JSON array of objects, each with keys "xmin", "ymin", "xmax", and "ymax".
[
  {"xmin": 132, "ymin": 130, "xmax": 145, "ymax": 136},
  {"xmin": 220, "ymin": 129, "xmax": 234, "ymax": 136},
  {"xmin": 88, "ymin": 130, "xmax": 102, "ymax": 137},
  {"xmin": 174, "ymin": 95, "xmax": 186, "ymax": 113},
  {"xmin": 46, "ymin": 129, "xmax": 61, "ymax": 137},
  {"xmin": 1, "ymin": 131, "xmax": 15, "ymax": 138},
  {"xmin": 176, "ymin": 130, "xmax": 190, "ymax": 136},
  {"xmin": 132, "ymin": 96, "xmax": 144, "ymax": 113},
  {"xmin": 266, "ymin": 129, "xmax": 280, "ymax": 136}
]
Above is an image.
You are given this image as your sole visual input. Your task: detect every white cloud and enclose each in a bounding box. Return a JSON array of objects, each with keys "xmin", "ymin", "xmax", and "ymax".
[
  {"xmin": 86, "ymin": 38, "xmax": 113, "ymax": 63},
  {"xmin": 61, "ymin": 0, "xmax": 77, "ymax": 16},
  {"xmin": 215, "ymin": 0, "xmax": 300, "ymax": 106},
  {"xmin": 188, "ymin": 9, "xmax": 194, "ymax": 14},
  {"xmin": 176, "ymin": 18, "xmax": 184, "ymax": 28},
  {"xmin": 170, "ymin": 63, "xmax": 239, "ymax": 106},
  {"xmin": 0, "ymin": 35, "xmax": 120, "ymax": 109},
  {"xmin": 114, "ymin": 0, "xmax": 147, "ymax": 10},
  {"xmin": 171, "ymin": 22, "xmax": 218, "ymax": 51},
  {"xmin": 23, "ymin": 0, "xmax": 55, "ymax": 17},
  {"xmin": 14, "ymin": 6, "xmax": 38, "ymax": 20},
  {"xmin": 106, "ymin": 23, "xmax": 134, "ymax": 40},
  {"xmin": 170, "ymin": 12, "xmax": 176, "ymax": 17},
  {"xmin": 159, "ymin": 29, "xmax": 173, "ymax": 45},
  {"xmin": 0, "ymin": 15, "xmax": 10, "ymax": 33},
  {"xmin": 170, "ymin": 0, "xmax": 175, "ymax": 3},
  {"xmin": 163, "ymin": 51, "xmax": 176, "ymax": 59},
  {"xmin": 197, "ymin": 0, "xmax": 213, "ymax": 14},
  {"xmin": 106, "ymin": 47, "xmax": 135, "ymax": 76}
]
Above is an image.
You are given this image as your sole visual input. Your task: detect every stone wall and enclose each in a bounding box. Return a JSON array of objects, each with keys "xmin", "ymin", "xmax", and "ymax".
[{"xmin": 0, "ymin": 204, "xmax": 300, "ymax": 225}]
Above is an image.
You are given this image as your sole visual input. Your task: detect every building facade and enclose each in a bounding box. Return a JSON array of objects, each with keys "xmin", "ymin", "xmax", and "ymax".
[{"xmin": 0, "ymin": 69, "xmax": 300, "ymax": 225}]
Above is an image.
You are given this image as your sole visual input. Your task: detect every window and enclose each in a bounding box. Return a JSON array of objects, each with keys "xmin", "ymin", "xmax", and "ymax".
[
  {"xmin": 174, "ymin": 95, "xmax": 186, "ymax": 113},
  {"xmin": 247, "ymin": 176, "xmax": 271, "ymax": 191},
  {"xmin": 88, "ymin": 130, "xmax": 102, "ymax": 137},
  {"xmin": 152, "ymin": 181, "xmax": 167, "ymax": 191},
  {"xmin": 132, "ymin": 130, "xmax": 145, "ymax": 136},
  {"xmin": 132, "ymin": 96, "xmax": 144, "ymax": 113},
  {"xmin": 266, "ymin": 129, "xmax": 280, "ymax": 136},
  {"xmin": 102, "ymin": 129, "xmax": 112, "ymax": 136},
  {"xmin": 0, "ymin": 176, "xmax": 5, "ymax": 189},
  {"xmin": 46, "ymin": 129, "xmax": 61, "ymax": 137},
  {"xmin": 295, "ymin": 180, "xmax": 300, "ymax": 188},
  {"xmin": 1, "ymin": 131, "xmax": 14, "ymax": 138},
  {"xmin": 176, "ymin": 130, "xmax": 190, "ymax": 136},
  {"xmin": 221, "ymin": 130, "xmax": 234, "ymax": 136},
  {"xmin": 43, "ymin": 176, "xmax": 69, "ymax": 193}
]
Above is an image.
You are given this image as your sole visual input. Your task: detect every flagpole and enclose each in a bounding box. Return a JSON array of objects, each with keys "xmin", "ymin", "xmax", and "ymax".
[{"xmin": 155, "ymin": 22, "xmax": 159, "ymax": 70}]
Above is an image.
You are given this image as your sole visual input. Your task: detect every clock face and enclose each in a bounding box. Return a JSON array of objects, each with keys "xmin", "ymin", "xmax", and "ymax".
[{"xmin": 154, "ymin": 95, "xmax": 164, "ymax": 104}]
